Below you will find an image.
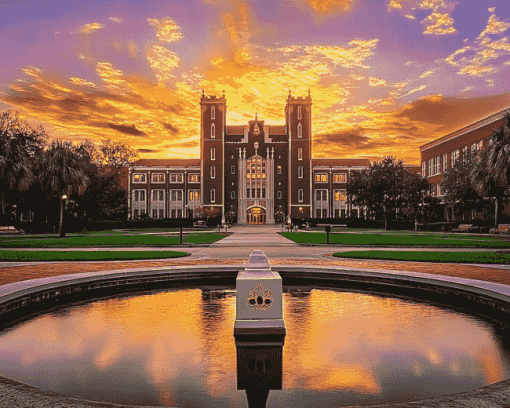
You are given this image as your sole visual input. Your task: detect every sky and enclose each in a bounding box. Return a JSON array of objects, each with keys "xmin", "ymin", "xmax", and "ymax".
[{"xmin": 1, "ymin": 0, "xmax": 510, "ymax": 165}]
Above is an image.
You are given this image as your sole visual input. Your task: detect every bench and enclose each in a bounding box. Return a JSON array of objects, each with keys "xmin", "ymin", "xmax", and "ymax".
[
  {"xmin": 451, "ymin": 224, "xmax": 473, "ymax": 233},
  {"xmin": 489, "ymin": 224, "xmax": 510, "ymax": 235}
]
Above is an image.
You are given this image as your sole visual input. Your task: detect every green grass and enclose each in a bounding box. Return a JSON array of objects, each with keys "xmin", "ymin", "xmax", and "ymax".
[
  {"xmin": 0, "ymin": 250, "xmax": 188, "ymax": 262},
  {"xmin": 333, "ymin": 250, "xmax": 510, "ymax": 264},
  {"xmin": 280, "ymin": 232, "xmax": 510, "ymax": 248},
  {"xmin": 0, "ymin": 233, "xmax": 227, "ymax": 248}
]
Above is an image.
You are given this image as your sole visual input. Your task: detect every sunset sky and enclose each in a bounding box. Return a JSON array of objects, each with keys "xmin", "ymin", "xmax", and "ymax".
[{"xmin": 1, "ymin": 0, "xmax": 510, "ymax": 164}]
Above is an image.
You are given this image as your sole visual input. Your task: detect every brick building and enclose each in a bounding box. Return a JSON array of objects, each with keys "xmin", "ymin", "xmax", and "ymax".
[
  {"xmin": 420, "ymin": 108, "xmax": 510, "ymax": 221},
  {"xmin": 127, "ymin": 91, "xmax": 370, "ymax": 224}
]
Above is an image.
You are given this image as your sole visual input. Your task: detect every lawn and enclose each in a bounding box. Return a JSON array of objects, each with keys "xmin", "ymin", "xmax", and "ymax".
[
  {"xmin": 280, "ymin": 232, "xmax": 510, "ymax": 248},
  {"xmin": 333, "ymin": 250, "xmax": 510, "ymax": 264},
  {"xmin": 0, "ymin": 232, "xmax": 227, "ymax": 248},
  {"xmin": 0, "ymin": 250, "xmax": 188, "ymax": 262}
]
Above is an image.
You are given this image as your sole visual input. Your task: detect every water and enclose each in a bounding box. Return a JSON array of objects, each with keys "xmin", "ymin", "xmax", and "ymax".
[{"xmin": 0, "ymin": 286, "xmax": 509, "ymax": 407}]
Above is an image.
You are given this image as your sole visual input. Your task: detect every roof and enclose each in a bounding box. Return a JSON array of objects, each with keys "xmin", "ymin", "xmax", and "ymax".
[
  {"xmin": 269, "ymin": 126, "xmax": 286, "ymax": 135},
  {"xmin": 133, "ymin": 159, "xmax": 200, "ymax": 168},
  {"xmin": 311, "ymin": 158, "xmax": 371, "ymax": 168},
  {"xmin": 226, "ymin": 126, "xmax": 245, "ymax": 135},
  {"xmin": 420, "ymin": 107, "xmax": 510, "ymax": 152}
]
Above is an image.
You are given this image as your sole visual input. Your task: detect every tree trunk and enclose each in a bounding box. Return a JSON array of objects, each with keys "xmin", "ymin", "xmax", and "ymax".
[
  {"xmin": 59, "ymin": 198, "xmax": 65, "ymax": 238},
  {"xmin": 495, "ymin": 198, "xmax": 499, "ymax": 228},
  {"xmin": 383, "ymin": 205, "xmax": 388, "ymax": 231}
]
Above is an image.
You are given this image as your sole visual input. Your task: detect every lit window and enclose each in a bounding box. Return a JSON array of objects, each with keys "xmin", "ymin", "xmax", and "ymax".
[
  {"xmin": 211, "ymin": 123, "xmax": 215, "ymax": 139},
  {"xmin": 333, "ymin": 173, "xmax": 346, "ymax": 183},
  {"xmin": 298, "ymin": 166, "xmax": 303, "ymax": 178},
  {"xmin": 133, "ymin": 174, "xmax": 146, "ymax": 183},
  {"xmin": 211, "ymin": 105, "xmax": 215, "ymax": 120},
  {"xmin": 442, "ymin": 154, "xmax": 448, "ymax": 172},
  {"xmin": 211, "ymin": 189, "xmax": 215, "ymax": 203},
  {"xmin": 315, "ymin": 174, "xmax": 328, "ymax": 183},
  {"xmin": 298, "ymin": 148, "xmax": 303, "ymax": 160},
  {"xmin": 210, "ymin": 148, "xmax": 215, "ymax": 160},
  {"xmin": 298, "ymin": 106, "xmax": 302, "ymax": 119},
  {"xmin": 298, "ymin": 189, "xmax": 303, "ymax": 202},
  {"xmin": 151, "ymin": 173, "xmax": 165, "ymax": 183},
  {"xmin": 277, "ymin": 166, "xmax": 282, "ymax": 174},
  {"xmin": 210, "ymin": 166, "xmax": 216, "ymax": 179},
  {"xmin": 452, "ymin": 150, "xmax": 459, "ymax": 166},
  {"xmin": 297, "ymin": 123, "xmax": 302, "ymax": 138}
]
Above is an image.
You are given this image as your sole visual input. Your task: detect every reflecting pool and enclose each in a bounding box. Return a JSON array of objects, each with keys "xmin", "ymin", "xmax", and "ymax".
[{"xmin": 0, "ymin": 286, "xmax": 509, "ymax": 407}]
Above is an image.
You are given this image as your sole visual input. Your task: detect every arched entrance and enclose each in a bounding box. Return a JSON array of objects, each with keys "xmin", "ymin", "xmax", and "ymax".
[{"xmin": 247, "ymin": 206, "xmax": 266, "ymax": 224}]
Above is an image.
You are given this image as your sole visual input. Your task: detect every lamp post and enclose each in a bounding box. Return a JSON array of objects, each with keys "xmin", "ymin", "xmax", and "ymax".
[{"xmin": 59, "ymin": 194, "xmax": 68, "ymax": 238}]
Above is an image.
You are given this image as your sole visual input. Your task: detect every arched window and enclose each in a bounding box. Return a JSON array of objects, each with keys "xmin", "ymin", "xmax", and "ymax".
[
  {"xmin": 211, "ymin": 123, "xmax": 215, "ymax": 139},
  {"xmin": 297, "ymin": 123, "xmax": 302, "ymax": 138},
  {"xmin": 211, "ymin": 105, "xmax": 215, "ymax": 120}
]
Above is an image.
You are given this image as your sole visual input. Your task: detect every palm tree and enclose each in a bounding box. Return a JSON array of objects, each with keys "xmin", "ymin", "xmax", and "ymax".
[
  {"xmin": 471, "ymin": 111, "xmax": 510, "ymax": 227},
  {"xmin": 39, "ymin": 140, "xmax": 89, "ymax": 237},
  {"xmin": 0, "ymin": 111, "xmax": 46, "ymax": 225}
]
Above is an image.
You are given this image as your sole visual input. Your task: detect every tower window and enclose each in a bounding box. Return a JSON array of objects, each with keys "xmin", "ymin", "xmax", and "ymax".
[
  {"xmin": 211, "ymin": 105, "xmax": 215, "ymax": 120},
  {"xmin": 297, "ymin": 123, "xmax": 303, "ymax": 138},
  {"xmin": 211, "ymin": 123, "xmax": 215, "ymax": 139},
  {"xmin": 210, "ymin": 148, "xmax": 215, "ymax": 160},
  {"xmin": 298, "ymin": 189, "xmax": 303, "ymax": 202},
  {"xmin": 298, "ymin": 106, "xmax": 302, "ymax": 119},
  {"xmin": 298, "ymin": 166, "xmax": 303, "ymax": 178},
  {"xmin": 298, "ymin": 148, "xmax": 303, "ymax": 160},
  {"xmin": 210, "ymin": 189, "xmax": 215, "ymax": 203},
  {"xmin": 210, "ymin": 166, "xmax": 216, "ymax": 179}
]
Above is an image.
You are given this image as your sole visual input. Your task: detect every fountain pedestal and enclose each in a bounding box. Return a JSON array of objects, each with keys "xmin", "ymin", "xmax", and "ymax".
[{"xmin": 234, "ymin": 250, "xmax": 286, "ymax": 344}]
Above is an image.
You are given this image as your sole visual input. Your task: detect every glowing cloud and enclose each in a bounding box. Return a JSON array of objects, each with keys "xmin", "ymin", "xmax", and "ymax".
[
  {"xmin": 70, "ymin": 77, "xmax": 97, "ymax": 87},
  {"xmin": 479, "ymin": 14, "xmax": 510, "ymax": 37},
  {"xmin": 309, "ymin": 39, "xmax": 379, "ymax": 69},
  {"xmin": 420, "ymin": 69, "xmax": 435, "ymax": 78},
  {"xmin": 368, "ymin": 77, "xmax": 387, "ymax": 87},
  {"xmin": 147, "ymin": 17, "xmax": 183, "ymax": 42},
  {"xmin": 422, "ymin": 12, "xmax": 456, "ymax": 34},
  {"xmin": 388, "ymin": 0, "xmax": 403, "ymax": 9},
  {"xmin": 75, "ymin": 23, "xmax": 105, "ymax": 33},
  {"xmin": 147, "ymin": 45, "xmax": 180, "ymax": 83},
  {"xmin": 298, "ymin": 0, "xmax": 353, "ymax": 13},
  {"xmin": 401, "ymin": 85, "xmax": 426, "ymax": 98},
  {"xmin": 109, "ymin": 17, "xmax": 123, "ymax": 23}
]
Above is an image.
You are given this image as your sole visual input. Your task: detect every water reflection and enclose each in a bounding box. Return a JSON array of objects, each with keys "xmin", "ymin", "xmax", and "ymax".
[{"xmin": 0, "ymin": 287, "xmax": 508, "ymax": 407}]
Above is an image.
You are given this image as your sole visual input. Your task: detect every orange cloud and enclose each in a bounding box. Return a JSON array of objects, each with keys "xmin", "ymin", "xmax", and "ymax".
[
  {"xmin": 422, "ymin": 11, "xmax": 457, "ymax": 34},
  {"xmin": 146, "ymin": 45, "xmax": 180, "ymax": 83},
  {"xmin": 75, "ymin": 23, "xmax": 105, "ymax": 33},
  {"xmin": 147, "ymin": 17, "xmax": 183, "ymax": 42}
]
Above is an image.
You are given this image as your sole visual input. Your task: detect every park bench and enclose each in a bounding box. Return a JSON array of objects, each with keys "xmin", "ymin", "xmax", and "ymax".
[
  {"xmin": 451, "ymin": 224, "xmax": 473, "ymax": 233},
  {"xmin": 489, "ymin": 224, "xmax": 510, "ymax": 235}
]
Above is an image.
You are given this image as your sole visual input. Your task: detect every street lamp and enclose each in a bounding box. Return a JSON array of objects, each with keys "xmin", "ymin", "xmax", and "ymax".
[
  {"xmin": 59, "ymin": 194, "xmax": 68, "ymax": 238},
  {"xmin": 299, "ymin": 206, "xmax": 303, "ymax": 218}
]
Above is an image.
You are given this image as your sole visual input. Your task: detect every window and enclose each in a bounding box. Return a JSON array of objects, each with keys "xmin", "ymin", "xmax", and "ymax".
[
  {"xmin": 210, "ymin": 148, "xmax": 215, "ymax": 160},
  {"xmin": 170, "ymin": 173, "xmax": 183, "ymax": 183},
  {"xmin": 152, "ymin": 190, "xmax": 164, "ymax": 201},
  {"xmin": 452, "ymin": 150, "xmax": 459, "ymax": 166},
  {"xmin": 152, "ymin": 209, "xmax": 158, "ymax": 219},
  {"xmin": 134, "ymin": 190, "xmax": 146, "ymax": 201},
  {"xmin": 462, "ymin": 146, "xmax": 468, "ymax": 162},
  {"xmin": 20, "ymin": 211, "xmax": 27, "ymax": 222},
  {"xmin": 277, "ymin": 166, "xmax": 282, "ymax": 174},
  {"xmin": 171, "ymin": 190, "xmax": 183, "ymax": 201},
  {"xmin": 435, "ymin": 156, "xmax": 441, "ymax": 175},
  {"xmin": 298, "ymin": 189, "xmax": 303, "ymax": 202},
  {"xmin": 334, "ymin": 190, "xmax": 346, "ymax": 201},
  {"xmin": 437, "ymin": 184, "xmax": 443, "ymax": 196},
  {"xmin": 297, "ymin": 123, "xmax": 302, "ymax": 138},
  {"xmin": 210, "ymin": 189, "xmax": 215, "ymax": 203},
  {"xmin": 231, "ymin": 165, "xmax": 236, "ymax": 175},
  {"xmin": 189, "ymin": 190, "xmax": 200, "ymax": 201},
  {"xmin": 298, "ymin": 148, "xmax": 303, "ymax": 160},
  {"xmin": 231, "ymin": 191, "xmax": 235, "ymax": 199},
  {"xmin": 211, "ymin": 123, "xmax": 215, "ymax": 139},
  {"xmin": 133, "ymin": 174, "xmax": 146, "ymax": 183},
  {"xmin": 315, "ymin": 190, "xmax": 327, "ymax": 201},
  {"xmin": 188, "ymin": 173, "xmax": 200, "ymax": 183},
  {"xmin": 151, "ymin": 173, "xmax": 165, "ymax": 183},
  {"xmin": 211, "ymin": 105, "xmax": 215, "ymax": 120},
  {"xmin": 442, "ymin": 154, "xmax": 448, "ymax": 172},
  {"xmin": 422, "ymin": 161, "xmax": 426, "ymax": 177},
  {"xmin": 210, "ymin": 166, "xmax": 216, "ymax": 179},
  {"xmin": 177, "ymin": 209, "xmax": 182, "ymax": 218},
  {"xmin": 298, "ymin": 106, "xmax": 302, "ymax": 119},
  {"xmin": 333, "ymin": 173, "xmax": 346, "ymax": 183},
  {"xmin": 298, "ymin": 166, "xmax": 303, "ymax": 178},
  {"xmin": 134, "ymin": 209, "xmax": 139, "ymax": 217},
  {"xmin": 315, "ymin": 173, "xmax": 328, "ymax": 183},
  {"xmin": 277, "ymin": 191, "xmax": 282, "ymax": 199},
  {"xmin": 428, "ymin": 158, "xmax": 433, "ymax": 177}
]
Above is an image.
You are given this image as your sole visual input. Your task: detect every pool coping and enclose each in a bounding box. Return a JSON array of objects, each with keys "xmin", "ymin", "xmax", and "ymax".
[{"xmin": 1, "ymin": 263, "xmax": 510, "ymax": 408}]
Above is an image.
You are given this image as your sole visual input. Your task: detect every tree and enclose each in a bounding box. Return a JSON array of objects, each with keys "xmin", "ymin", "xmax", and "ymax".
[
  {"xmin": 441, "ymin": 152, "xmax": 484, "ymax": 221},
  {"xmin": 346, "ymin": 156, "xmax": 429, "ymax": 230},
  {"xmin": 471, "ymin": 111, "xmax": 510, "ymax": 226},
  {"xmin": 0, "ymin": 111, "xmax": 47, "ymax": 225},
  {"xmin": 38, "ymin": 140, "xmax": 89, "ymax": 237}
]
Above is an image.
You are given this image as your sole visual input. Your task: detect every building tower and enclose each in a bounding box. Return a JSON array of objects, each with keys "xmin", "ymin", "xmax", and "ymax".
[
  {"xmin": 286, "ymin": 90, "xmax": 312, "ymax": 218},
  {"xmin": 200, "ymin": 90, "xmax": 226, "ymax": 221}
]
